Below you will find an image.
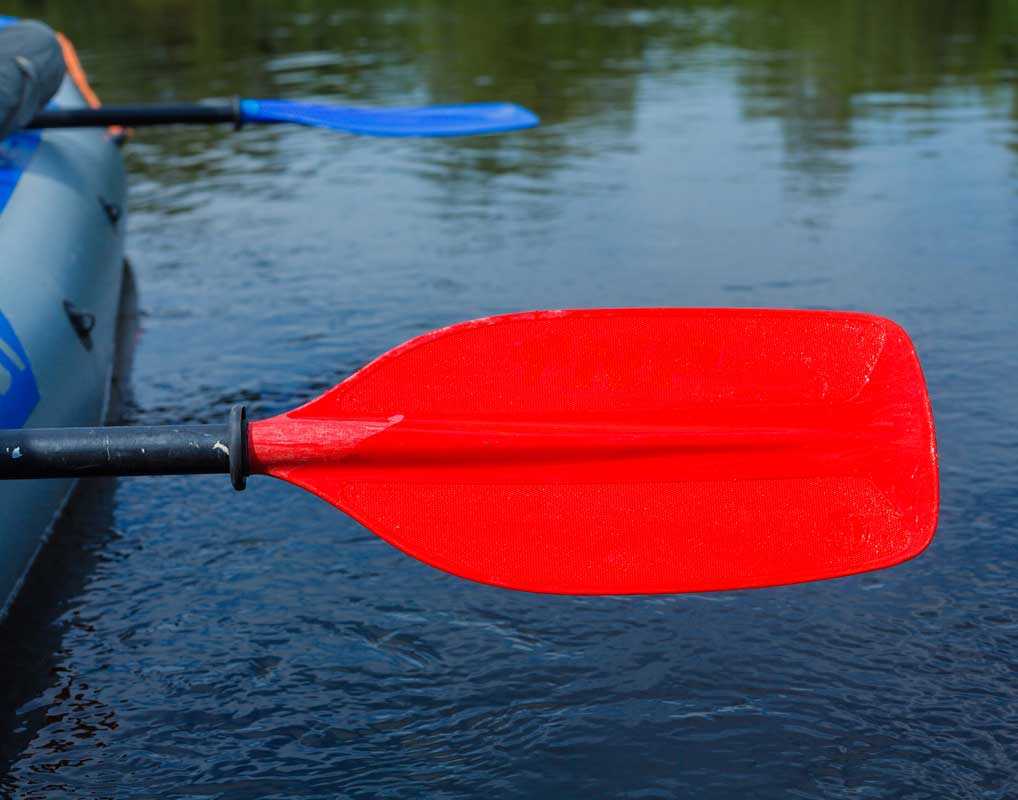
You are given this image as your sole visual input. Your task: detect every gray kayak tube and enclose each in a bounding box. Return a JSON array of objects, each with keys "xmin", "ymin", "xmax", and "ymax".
[
  {"xmin": 0, "ymin": 28, "xmax": 127, "ymax": 619},
  {"xmin": 0, "ymin": 19, "xmax": 66, "ymax": 140}
]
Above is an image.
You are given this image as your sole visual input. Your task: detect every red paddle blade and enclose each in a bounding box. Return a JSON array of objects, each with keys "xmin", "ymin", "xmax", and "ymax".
[{"xmin": 248, "ymin": 309, "xmax": 938, "ymax": 594}]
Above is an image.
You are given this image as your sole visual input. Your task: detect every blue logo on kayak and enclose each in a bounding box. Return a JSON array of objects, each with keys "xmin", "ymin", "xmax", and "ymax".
[
  {"xmin": 0, "ymin": 311, "xmax": 39, "ymax": 428},
  {"xmin": 1, "ymin": 130, "xmax": 42, "ymax": 213}
]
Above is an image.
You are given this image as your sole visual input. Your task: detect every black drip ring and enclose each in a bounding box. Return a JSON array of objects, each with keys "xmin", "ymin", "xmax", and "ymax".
[{"xmin": 228, "ymin": 405, "xmax": 249, "ymax": 491}]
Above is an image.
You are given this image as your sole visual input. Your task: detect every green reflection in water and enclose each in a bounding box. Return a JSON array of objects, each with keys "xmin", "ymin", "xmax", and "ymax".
[{"xmin": 9, "ymin": 0, "xmax": 1017, "ymax": 176}]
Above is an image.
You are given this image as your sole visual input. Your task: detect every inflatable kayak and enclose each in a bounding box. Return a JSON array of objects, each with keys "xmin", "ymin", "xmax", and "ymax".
[{"xmin": 0, "ymin": 18, "xmax": 127, "ymax": 617}]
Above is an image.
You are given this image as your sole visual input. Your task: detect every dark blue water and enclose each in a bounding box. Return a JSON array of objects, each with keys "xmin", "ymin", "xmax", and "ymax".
[{"xmin": 2, "ymin": 2, "xmax": 1017, "ymax": 796}]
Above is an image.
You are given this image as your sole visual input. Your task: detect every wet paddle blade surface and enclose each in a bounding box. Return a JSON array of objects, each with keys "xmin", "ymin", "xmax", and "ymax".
[
  {"xmin": 238, "ymin": 99, "xmax": 539, "ymax": 136},
  {"xmin": 249, "ymin": 309, "xmax": 938, "ymax": 594}
]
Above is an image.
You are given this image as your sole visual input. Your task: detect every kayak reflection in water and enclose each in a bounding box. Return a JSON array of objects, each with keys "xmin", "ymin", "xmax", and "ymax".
[{"xmin": 0, "ymin": 19, "xmax": 65, "ymax": 141}]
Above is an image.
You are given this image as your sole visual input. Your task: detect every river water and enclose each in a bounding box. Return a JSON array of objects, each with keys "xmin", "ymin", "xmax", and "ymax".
[{"xmin": 2, "ymin": 1, "xmax": 1017, "ymax": 797}]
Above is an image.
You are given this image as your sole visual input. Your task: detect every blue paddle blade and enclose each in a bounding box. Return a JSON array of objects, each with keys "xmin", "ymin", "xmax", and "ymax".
[{"xmin": 238, "ymin": 99, "xmax": 539, "ymax": 137}]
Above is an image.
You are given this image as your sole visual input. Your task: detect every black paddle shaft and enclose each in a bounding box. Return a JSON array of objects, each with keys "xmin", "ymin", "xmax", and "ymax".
[
  {"xmin": 0, "ymin": 407, "xmax": 249, "ymax": 489},
  {"xmin": 27, "ymin": 99, "xmax": 244, "ymax": 129}
]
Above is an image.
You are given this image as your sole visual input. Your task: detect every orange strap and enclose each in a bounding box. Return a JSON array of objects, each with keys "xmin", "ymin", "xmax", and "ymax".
[
  {"xmin": 56, "ymin": 31, "xmax": 127, "ymax": 137},
  {"xmin": 56, "ymin": 32, "xmax": 100, "ymax": 108}
]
